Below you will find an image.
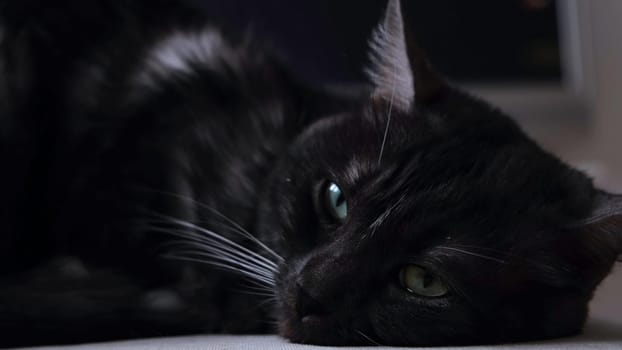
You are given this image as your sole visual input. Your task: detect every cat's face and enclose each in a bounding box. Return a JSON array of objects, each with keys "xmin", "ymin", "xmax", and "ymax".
[
  {"xmin": 256, "ymin": 0, "xmax": 622, "ymax": 346},
  {"xmin": 261, "ymin": 93, "xmax": 619, "ymax": 346}
]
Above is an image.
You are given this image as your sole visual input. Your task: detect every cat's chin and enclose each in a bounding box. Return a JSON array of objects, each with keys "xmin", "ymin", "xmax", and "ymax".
[
  {"xmin": 279, "ymin": 315, "xmax": 325, "ymax": 344},
  {"xmin": 279, "ymin": 313, "xmax": 375, "ymax": 346},
  {"xmin": 278, "ymin": 314, "xmax": 347, "ymax": 345}
]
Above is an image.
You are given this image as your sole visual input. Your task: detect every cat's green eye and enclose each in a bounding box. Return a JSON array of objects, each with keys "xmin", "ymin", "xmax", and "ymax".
[
  {"xmin": 324, "ymin": 182, "xmax": 348, "ymax": 221},
  {"xmin": 399, "ymin": 265, "xmax": 448, "ymax": 298}
]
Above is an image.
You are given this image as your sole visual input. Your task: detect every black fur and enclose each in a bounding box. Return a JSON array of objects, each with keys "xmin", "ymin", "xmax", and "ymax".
[{"xmin": 0, "ymin": 0, "xmax": 620, "ymax": 347}]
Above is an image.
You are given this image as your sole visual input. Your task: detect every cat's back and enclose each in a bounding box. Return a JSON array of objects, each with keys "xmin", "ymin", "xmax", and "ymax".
[
  {"xmin": 0, "ymin": 0, "xmax": 298, "ymax": 272},
  {"xmin": 0, "ymin": 2, "xmax": 304, "ymax": 344}
]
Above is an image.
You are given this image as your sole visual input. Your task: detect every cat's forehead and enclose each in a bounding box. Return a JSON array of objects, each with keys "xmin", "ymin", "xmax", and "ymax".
[
  {"xmin": 339, "ymin": 99, "xmax": 594, "ymax": 236},
  {"xmin": 295, "ymin": 89, "xmax": 593, "ymax": 237}
]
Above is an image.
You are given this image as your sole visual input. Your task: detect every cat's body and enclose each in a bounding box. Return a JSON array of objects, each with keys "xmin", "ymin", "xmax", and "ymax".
[
  {"xmin": 1, "ymin": 0, "xmax": 621, "ymax": 347},
  {"xmin": 0, "ymin": 0, "xmax": 295, "ymax": 344}
]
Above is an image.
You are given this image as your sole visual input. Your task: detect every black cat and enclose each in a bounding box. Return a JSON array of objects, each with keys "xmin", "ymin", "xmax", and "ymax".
[{"xmin": 0, "ymin": 0, "xmax": 620, "ymax": 347}]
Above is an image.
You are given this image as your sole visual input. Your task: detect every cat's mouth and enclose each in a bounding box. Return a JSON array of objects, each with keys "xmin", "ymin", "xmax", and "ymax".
[
  {"xmin": 279, "ymin": 311, "xmax": 379, "ymax": 346},
  {"xmin": 277, "ymin": 287, "xmax": 341, "ymax": 344},
  {"xmin": 278, "ymin": 295, "xmax": 374, "ymax": 346},
  {"xmin": 279, "ymin": 312, "xmax": 339, "ymax": 345}
]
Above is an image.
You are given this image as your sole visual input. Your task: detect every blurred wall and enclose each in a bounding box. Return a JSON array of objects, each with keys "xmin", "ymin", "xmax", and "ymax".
[
  {"xmin": 525, "ymin": 0, "xmax": 622, "ymax": 325},
  {"xmin": 590, "ymin": 1, "xmax": 622, "ymax": 191},
  {"xmin": 580, "ymin": 0, "xmax": 622, "ymax": 324}
]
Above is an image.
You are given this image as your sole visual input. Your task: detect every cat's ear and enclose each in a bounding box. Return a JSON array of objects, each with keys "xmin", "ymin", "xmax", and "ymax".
[
  {"xmin": 566, "ymin": 191, "xmax": 622, "ymax": 284},
  {"xmin": 581, "ymin": 191, "xmax": 622, "ymax": 227},
  {"xmin": 578, "ymin": 191, "xmax": 622, "ymax": 256},
  {"xmin": 366, "ymin": 0, "xmax": 446, "ymax": 110}
]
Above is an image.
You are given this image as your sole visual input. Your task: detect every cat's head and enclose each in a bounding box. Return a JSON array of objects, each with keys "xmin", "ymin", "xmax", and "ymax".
[{"xmin": 256, "ymin": 0, "xmax": 622, "ymax": 346}]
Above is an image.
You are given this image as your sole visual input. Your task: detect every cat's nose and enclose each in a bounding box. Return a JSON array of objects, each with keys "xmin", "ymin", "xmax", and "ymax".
[{"xmin": 295, "ymin": 282, "xmax": 325, "ymax": 319}]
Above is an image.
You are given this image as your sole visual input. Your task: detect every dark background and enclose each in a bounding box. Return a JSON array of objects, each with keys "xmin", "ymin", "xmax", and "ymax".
[{"xmin": 193, "ymin": 0, "xmax": 561, "ymax": 85}]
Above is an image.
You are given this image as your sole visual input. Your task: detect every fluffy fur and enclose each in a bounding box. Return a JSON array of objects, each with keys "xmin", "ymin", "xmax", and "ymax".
[{"xmin": 367, "ymin": 0, "xmax": 414, "ymax": 110}]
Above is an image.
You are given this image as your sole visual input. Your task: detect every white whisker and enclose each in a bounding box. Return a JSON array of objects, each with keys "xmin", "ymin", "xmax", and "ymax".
[
  {"xmin": 157, "ymin": 226, "xmax": 278, "ymax": 274},
  {"xmin": 150, "ymin": 213, "xmax": 278, "ymax": 269},
  {"xmin": 437, "ymin": 246, "xmax": 508, "ymax": 264},
  {"xmin": 377, "ymin": 56, "xmax": 398, "ymax": 166},
  {"xmin": 142, "ymin": 189, "xmax": 284, "ymax": 263},
  {"xmin": 174, "ymin": 246, "xmax": 274, "ymax": 278},
  {"xmin": 357, "ymin": 329, "xmax": 382, "ymax": 346},
  {"xmin": 165, "ymin": 254, "xmax": 275, "ymax": 286},
  {"xmin": 235, "ymin": 284, "xmax": 276, "ymax": 296},
  {"xmin": 176, "ymin": 244, "xmax": 276, "ymax": 281},
  {"xmin": 170, "ymin": 247, "xmax": 276, "ymax": 284},
  {"xmin": 366, "ymin": 194, "xmax": 406, "ymax": 239}
]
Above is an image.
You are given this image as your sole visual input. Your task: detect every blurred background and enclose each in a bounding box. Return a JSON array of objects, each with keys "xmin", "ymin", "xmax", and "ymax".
[{"xmin": 195, "ymin": 0, "xmax": 622, "ymax": 323}]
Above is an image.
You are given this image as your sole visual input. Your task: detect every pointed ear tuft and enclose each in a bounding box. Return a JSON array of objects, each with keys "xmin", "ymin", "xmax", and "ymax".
[
  {"xmin": 586, "ymin": 191, "xmax": 622, "ymax": 256},
  {"xmin": 546, "ymin": 191, "xmax": 622, "ymax": 290},
  {"xmin": 582, "ymin": 191, "xmax": 622, "ymax": 226},
  {"xmin": 569, "ymin": 190, "xmax": 622, "ymax": 260},
  {"xmin": 366, "ymin": 0, "xmax": 414, "ymax": 110},
  {"xmin": 366, "ymin": 0, "xmax": 446, "ymax": 110}
]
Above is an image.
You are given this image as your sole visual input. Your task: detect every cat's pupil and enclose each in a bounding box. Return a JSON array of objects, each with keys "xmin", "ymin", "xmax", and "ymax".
[
  {"xmin": 324, "ymin": 182, "xmax": 348, "ymax": 221},
  {"xmin": 335, "ymin": 194, "xmax": 344, "ymax": 206},
  {"xmin": 400, "ymin": 265, "xmax": 449, "ymax": 298},
  {"xmin": 422, "ymin": 273, "xmax": 434, "ymax": 288}
]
